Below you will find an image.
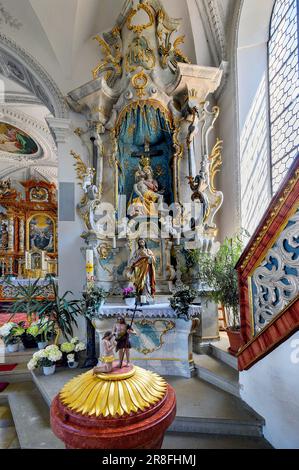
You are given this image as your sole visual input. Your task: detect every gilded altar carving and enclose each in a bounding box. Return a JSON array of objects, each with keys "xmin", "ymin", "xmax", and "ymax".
[
  {"xmin": 126, "ymin": 3, "xmax": 155, "ymax": 34},
  {"xmin": 131, "ymin": 71, "xmax": 149, "ymax": 97},
  {"xmin": 209, "ymin": 138, "xmax": 223, "ymax": 193},
  {"xmin": 92, "ymin": 30, "xmax": 122, "ymax": 83},
  {"xmin": 125, "ymin": 36, "xmax": 155, "ymax": 72},
  {"xmin": 156, "ymin": 8, "xmax": 190, "ymax": 69}
]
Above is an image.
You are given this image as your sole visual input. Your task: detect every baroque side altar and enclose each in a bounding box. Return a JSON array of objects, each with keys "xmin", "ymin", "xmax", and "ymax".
[{"xmin": 68, "ymin": 0, "xmax": 224, "ymax": 377}]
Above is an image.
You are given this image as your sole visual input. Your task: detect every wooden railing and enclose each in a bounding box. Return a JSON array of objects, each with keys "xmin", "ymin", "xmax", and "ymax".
[{"xmin": 236, "ymin": 157, "xmax": 299, "ymax": 371}]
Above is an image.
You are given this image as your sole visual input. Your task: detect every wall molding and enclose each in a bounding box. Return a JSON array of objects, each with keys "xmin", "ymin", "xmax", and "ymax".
[{"xmin": 0, "ymin": 32, "xmax": 68, "ymax": 119}]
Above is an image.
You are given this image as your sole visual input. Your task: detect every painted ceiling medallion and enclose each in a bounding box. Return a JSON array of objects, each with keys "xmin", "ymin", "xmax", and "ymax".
[
  {"xmin": 0, "ymin": 122, "xmax": 38, "ymax": 155},
  {"xmin": 127, "ymin": 3, "xmax": 155, "ymax": 35}
]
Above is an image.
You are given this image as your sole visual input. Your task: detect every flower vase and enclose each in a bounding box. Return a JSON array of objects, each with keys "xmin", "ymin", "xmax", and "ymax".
[
  {"xmin": 124, "ymin": 298, "xmax": 136, "ymax": 307},
  {"xmin": 68, "ymin": 361, "xmax": 79, "ymax": 369},
  {"xmin": 7, "ymin": 343, "xmax": 19, "ymax": 353},
  {"xmin": 38, "ymin": 342, "xmax": 48, "ymax": 350},
  {"xmin": 43, "ymin": 365, "xmax": 56, "ymax": 376}
]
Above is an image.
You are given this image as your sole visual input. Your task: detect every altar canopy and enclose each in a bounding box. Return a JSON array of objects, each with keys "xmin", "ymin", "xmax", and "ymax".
[{"xmin": 117, "ymin": 104, "xmax": 174, "ymax": 206}]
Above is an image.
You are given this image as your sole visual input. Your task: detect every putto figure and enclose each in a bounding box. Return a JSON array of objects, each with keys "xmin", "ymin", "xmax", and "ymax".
[{"xmin": 127, "ymin": 238, "xmax": 156, "ymax": 302}]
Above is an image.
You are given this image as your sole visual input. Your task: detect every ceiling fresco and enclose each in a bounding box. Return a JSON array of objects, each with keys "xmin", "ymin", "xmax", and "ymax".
[{"xmin": 0, "ymin": 121, "xmax": 39, "ymax": 155}]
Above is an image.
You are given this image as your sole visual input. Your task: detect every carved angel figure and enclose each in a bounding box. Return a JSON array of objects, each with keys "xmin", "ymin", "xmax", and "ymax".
[{"xmin": 0, "ymin": 179, "xmax": 12, "ymax": 196}]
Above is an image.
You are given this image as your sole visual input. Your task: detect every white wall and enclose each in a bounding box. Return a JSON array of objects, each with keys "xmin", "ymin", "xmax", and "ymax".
[
  {"xmin": 240, "ymin": 331, "xmax": 299, "ymax": 449},
  {"xmin": 58, "ymin": 111, "xmax": 87, "ymax": 299},
  {"xmin": 57, "ymin": 111, "xmax": 89, "ymax": 340}
]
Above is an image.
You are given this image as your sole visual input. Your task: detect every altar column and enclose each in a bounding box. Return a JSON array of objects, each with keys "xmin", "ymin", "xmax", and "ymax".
[
  {"xmin": 19, "ymin": 217, "xmax": 25, "ymax": 253},
  {"xmin": 7, "ymin": 215, "xmax": 14, "ymax": 252}
]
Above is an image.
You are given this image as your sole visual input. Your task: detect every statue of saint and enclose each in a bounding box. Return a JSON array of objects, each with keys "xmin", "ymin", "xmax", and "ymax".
[
  {"xmin": 127, "ymin": 238, "xmax": 156, "ymax": 301},
  {"xmin": 127, "ymin": 158, "xmax": 163, "ymax": 217}
]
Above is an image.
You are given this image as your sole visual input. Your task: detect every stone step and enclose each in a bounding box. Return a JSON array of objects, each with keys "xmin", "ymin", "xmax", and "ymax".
[
  {"xmin": 0, "ymin": 426, "xmax": 18, "ymax": 449},
  {"xmin": 0, "ymin": 402, "xmax": 13, "ymax": 428},
  {"xmin": 208, "ymin": 343, "xmax": 238, "ymax": 370},
  {"xmin": 0, "ymin": 399, "xmax": 20, "ymax": 449},
  {"xmin": 32, "ymin": 367, "xmax": 265, "ymax": 439},
  {"xmin": 167, "ymin": 376, "xmax": 264, "ymax": 437},
  {"xmin": 0, "ymin": 363, "xmax": 32, "ymax": 383},
  {"xmin": 163, "ymin": 432, "xmax": 272, "ymax": 449},
  {"xmin": 193, "ymin": 353, "xmax": 240, "ymax": 397},
  {"xmin": 7, "ymin": 382, "xmax": 64, "ymax": 449},
  {"xmin": 2, "ymin": 348, "xmax": 38, "ymax": 365}
]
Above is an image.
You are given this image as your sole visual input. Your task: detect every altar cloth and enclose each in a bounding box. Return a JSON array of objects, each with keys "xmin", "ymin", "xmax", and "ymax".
[{"xmin": 98, "ymin": 302, "xmax": 201, "ymax": 319}]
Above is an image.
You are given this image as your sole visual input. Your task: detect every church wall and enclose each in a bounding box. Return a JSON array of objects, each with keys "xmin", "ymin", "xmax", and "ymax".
[
  {"xmin": 217, "ymin": 75, "xmax": 240, "ymax": 240},
  {"xmin": 57, "ymin": 111, "xmax": 88, "ymax": 338},
  {"xmin": 186, "ymin": 0, "xmax": 215, "ymax": 67},
  {"xmin": 239, "ymin": 331, "xmax": 299, "ymax": 449}
]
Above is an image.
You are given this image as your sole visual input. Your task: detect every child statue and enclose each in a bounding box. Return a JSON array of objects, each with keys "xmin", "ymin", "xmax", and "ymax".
[{"xmin": 93, "ymin": 331, "xmax": 116, "ymax": 374}]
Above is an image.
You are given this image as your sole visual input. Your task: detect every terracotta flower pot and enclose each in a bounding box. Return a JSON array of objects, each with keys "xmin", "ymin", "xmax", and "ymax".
[{"xmin": 226, "ymin": 328, "xmax": 243, "ymax": 356}]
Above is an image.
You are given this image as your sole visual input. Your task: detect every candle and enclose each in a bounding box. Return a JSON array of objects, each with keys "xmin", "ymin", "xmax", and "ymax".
[
  {"xmin": 25, "ymin": 251, "xmax": 31, "ymax": 270},
  {"xmin": 141, "ymin": 295, "xmax": 147, "ymax": 305},
  {"xmin": 41, "ymin": 251, "xmax": 47, "ymax": 271},
  {"xmin": 86, "ymin": 249, "xmax": 94, "ymax": 281}
]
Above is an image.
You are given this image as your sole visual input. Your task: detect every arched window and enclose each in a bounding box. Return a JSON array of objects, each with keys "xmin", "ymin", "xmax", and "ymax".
[{"xmin": 268, "ymin": 0, "xmax": 299, "ymax": 194}]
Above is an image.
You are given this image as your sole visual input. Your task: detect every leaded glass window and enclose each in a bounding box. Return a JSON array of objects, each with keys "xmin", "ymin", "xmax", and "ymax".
[{"xmin": 268, "ymin": 0, "xmax": 299, "ymax": 194}]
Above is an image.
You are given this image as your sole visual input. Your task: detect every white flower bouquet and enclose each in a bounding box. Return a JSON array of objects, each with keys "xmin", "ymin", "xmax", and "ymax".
[
  {"xmin": 27, "ymin": 344, "xmax": 62, "ymax": 370},
  {"xmin": 61, "ymin": 337, "xmax": 86, "ymax": 363},
  {"xmin": 0, "ymin": 322, "xmax": 25, "ymax": 346}
]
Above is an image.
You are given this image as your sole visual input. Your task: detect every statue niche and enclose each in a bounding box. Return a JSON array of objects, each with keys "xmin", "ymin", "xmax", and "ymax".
[{"xmin": 117, "ymin": 103, "xmax": 174, "ymax": 218}]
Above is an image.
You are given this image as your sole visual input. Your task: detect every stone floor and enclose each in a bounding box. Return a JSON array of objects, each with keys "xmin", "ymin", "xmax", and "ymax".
[
  {"xmin": 163, "ymin": 432, "xmax": 272, "ymax": 449},
  {"xmin": 0, "ymin": 334, "xmax": 272, "ymax": 449},
  {"xmin": 0, "ymin": 401, "xmax": 20, "ymax": 449}
]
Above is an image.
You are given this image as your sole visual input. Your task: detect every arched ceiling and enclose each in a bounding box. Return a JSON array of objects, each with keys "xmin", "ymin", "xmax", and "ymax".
[
  {"xmin": 0, "ymin": 0, "xmax": 198, "ymax": 94},
  {"xmin": 0, "ymin": 0, "xmax": 236, "ymax": 187}
]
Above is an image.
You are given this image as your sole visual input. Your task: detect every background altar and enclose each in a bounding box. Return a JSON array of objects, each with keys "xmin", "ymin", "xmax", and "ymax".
[{"xmin": 93, "ymin": 302, "xmax": 201, "ymax": 378}]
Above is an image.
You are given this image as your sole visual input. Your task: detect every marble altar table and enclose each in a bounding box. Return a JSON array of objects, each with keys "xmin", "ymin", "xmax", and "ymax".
[{"xmin": 93, "ymin": 302, "xmax": 201, "ymax": 378}]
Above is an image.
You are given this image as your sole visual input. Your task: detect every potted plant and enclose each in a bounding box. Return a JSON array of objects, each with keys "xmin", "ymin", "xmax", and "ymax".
[
  {"xmin": 122, "ymin": 287, "xmax": 136, "ymax": 307},
  {"xmin": 0, "ymin": 322, "xmax": 25, "ymax": 353},
  {"xmin": 169, "ymin": 286, "xmax": 198, "ymax": 321},
  {"xmin": 81, "ymin": 285, "xmax": 109, "ymax": 320},
  {"xmin": 60, "ymin": 337, "xmax": 86, "ymax": 368},
  {"xmin": 80, "ymin": 285, "xmax": 109, "ymax": 368},
  {"xmin": 66, "ymin": 354, "xmax": 78, "ymax": 369},
  {"xmin": 26, "ymin": 318, "xmax": 55, "ymax": 350},
  {"xmin": 27, "ymin": 344, "xmax": 62, "ymax": 376},
  {"xmin": 5, "ymin": 278, "xmax": 50, "ymax": 349},
  {"xmin": 198, "ymin": 234, "xmax": 245, "ymax": 355},
  {"xmin": 38, "ymin": 279, "xmax": 81, "ymax": 343}
]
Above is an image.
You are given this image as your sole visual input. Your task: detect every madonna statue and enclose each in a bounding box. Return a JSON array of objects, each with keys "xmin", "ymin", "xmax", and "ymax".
[{"xmin": 127, "ymin": 238, "xmax": 156, "ymax": 301}]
